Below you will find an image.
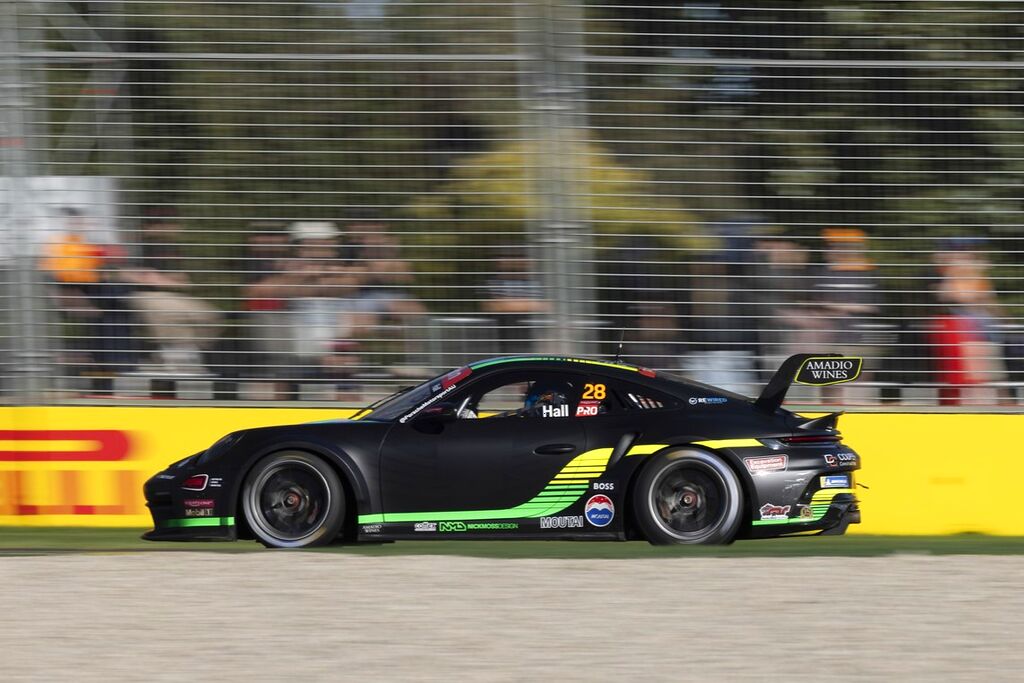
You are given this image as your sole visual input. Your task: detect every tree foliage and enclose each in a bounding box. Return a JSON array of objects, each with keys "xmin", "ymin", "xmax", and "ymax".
[
  {"xmin": 34, "ymin": 1, "xmax": 1024, "ymax": 313},
  {"xmin": 401, "ymin": 139, "xmax": 710, "ymax": 306}
]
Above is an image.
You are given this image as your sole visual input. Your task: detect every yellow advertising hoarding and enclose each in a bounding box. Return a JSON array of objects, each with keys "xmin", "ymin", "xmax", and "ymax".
[
  {"xmin": 0, "ymin": 407, "xmax": 1020, "ymax": 535},
  {"xmin": 0, "ymin": 407, "xmax": 342, "ymax": 527}
]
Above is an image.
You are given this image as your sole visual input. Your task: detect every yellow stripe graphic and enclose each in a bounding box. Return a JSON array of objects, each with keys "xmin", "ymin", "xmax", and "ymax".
[
  {"xmin": 811, "ymin": 488, "xmax": 854, "ymax": 505},
  {"xmin": 625, "ymin": 444, "xmax": 665, "ymax": 457},
  {"xmin": 694, "ymin": 439, "xmax": 762, "ymax": 449}
]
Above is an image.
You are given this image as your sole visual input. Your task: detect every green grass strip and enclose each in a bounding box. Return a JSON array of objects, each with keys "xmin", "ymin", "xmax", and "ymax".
[{"xmin": 3, "ymin": 528, "xmax": 1024, "ymax": 558}]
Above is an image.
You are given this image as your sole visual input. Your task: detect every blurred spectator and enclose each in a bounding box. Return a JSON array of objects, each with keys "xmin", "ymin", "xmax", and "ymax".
[
  {"xmin": 810, "ymin": 228, "xmax": 880, "ymax": 403},
  {"xmin": 39, "ymin": 208, "xmax": 138, "ymax": 394},
  {"xmin": 250, "ymin": 221, "xmax": 373, "ymax": 400},
  {"xmin": 812, "ymin": 228, "xmax": 880, "ymax": 352},
  {"xmin": 122, "ymin": 207, "xmax": 222, "ymax": 374},
  {"xmin": 482, "ymin": 249, "xmax": 550, "ymax": 353},
  {"xmin": 930, "ymin": 237, "xmax": 1008, "ymax": 405},
  {"xmin": 229, "ymin": 220, "xmax": 293, "ymax": 399},
  {"xmin": 1003, "ymin": 325, "xmax": 1024, "ymax": 403},
  {"xmin": 350, "ymin": 226, "xmax": 426, "ymax": 319},
  {"xmin": 626, "ymin": 303, "xmax": 681, "ymax": 370},
  {"xmin": 345, "ymin": 220, "xmax": 429, "ymax": 377},
  {"xmin": 746, "ymin": 234, "xmax": 870, "ymax": 403},
  {"xmin": 0, "ymin": 260, "xmax": 11, "ymax": 395},
  {"xmin": 751, "ymin": 236, "xmax": 817, "ymax": 357},
  {"xmin": 292, "ymin": 221, "xmax": 367, "ymax": 396},
  {"xmin": 683, "ymin": 216, "xmax": 761, "ymax": 395},
  {"xmin": 603, "ymin": 234, "xmax": 687, "ymax": 315},
  {"xmin": 40, "ymin": 208, "xmax": 105, "ymax": 287}
]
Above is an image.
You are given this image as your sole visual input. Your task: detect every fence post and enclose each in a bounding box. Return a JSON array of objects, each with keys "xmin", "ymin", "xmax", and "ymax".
[
  {"xmin": 1, "ymin": 0, "xmax": 46, "ymax": 402},
  {"xmin": 519, "ymin": 0, "xmax": 594, "ymax": 357}
]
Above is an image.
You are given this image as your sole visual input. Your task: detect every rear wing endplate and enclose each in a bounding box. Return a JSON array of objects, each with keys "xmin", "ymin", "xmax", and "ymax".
[{"xmin": 754, "ymin": 354, "xmax": 863, "ymax": 413}]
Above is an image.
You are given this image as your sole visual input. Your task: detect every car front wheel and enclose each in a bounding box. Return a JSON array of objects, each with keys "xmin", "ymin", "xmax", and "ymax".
[
  {"xmin": 242, "ymin": 451, "xmax": 346, "ymax": 548},
  {"xmin": 633, "ymin": 448, "xmax": 743, "ymax": 545}
]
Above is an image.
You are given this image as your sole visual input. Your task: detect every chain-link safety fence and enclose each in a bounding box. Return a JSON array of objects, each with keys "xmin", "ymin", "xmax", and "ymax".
[{"xmin": 2, "ymin": 1, "xmax": 1023, "ymax": 409}]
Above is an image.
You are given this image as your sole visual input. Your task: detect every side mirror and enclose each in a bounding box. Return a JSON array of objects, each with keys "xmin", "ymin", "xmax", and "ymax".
[{"xmin": 412, "ymin": 402, "xmax": 458, "ymax": 433}]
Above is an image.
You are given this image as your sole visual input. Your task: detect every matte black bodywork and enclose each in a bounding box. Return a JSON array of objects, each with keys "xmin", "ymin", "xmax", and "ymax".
[{"xmin": 143, "ymin": 356, "xmax": 862, "ymax": 543}]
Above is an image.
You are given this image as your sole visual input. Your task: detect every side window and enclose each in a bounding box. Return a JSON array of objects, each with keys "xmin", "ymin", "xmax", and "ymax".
[
  {"xmin": 561, "ymin": 377, "xmax": 679, "ymax": 417},
  {"xmin": 477, "ymin": 381, "xmax": 531, "ymax": 414},
  {"xmin": 461, "ymin": 371, "xmax": 582, "ymax": 419},
  {"xmin": 624, "ymin": 392, "xmax": 667, "ymax": 410},
  {"xmin": 612, "ymin": 381, "xmax": 680, "ymax": 411}
]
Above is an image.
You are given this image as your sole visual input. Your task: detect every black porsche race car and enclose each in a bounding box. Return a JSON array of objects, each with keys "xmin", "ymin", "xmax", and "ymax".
[{"xmin": 143, "ymin": 353, "xmax": 864, "ymax": 548}]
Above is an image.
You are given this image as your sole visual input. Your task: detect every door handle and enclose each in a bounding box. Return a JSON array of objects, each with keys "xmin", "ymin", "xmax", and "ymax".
[{"xmin": 534, "ymin": 443, "xmax": 577, "ymax": 456}]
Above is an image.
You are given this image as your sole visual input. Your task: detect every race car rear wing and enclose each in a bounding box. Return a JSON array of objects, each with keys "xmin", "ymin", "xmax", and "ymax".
[{"xmin": 754, "ymin": 353, "xmax": 863, "ymax": 414}]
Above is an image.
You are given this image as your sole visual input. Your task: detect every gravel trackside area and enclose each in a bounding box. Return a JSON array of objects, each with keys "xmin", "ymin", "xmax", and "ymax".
[{"xmin": 2, "ymin": 553, "xmax": 1022, "ymax": 682}]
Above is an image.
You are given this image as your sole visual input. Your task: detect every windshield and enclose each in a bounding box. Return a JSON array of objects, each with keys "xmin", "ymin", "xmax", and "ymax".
[{"xmin": 360, "ymin": 366, "xmax": 472, "ymax": 422}]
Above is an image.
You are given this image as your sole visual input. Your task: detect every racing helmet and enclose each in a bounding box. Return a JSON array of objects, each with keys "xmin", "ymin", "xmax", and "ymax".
[{"xmin": 524, "ymin": 379, "xmax": 572, "ymax": 414}]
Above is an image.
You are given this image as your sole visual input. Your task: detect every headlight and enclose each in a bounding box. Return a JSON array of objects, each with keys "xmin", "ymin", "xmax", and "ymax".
[
  {"xmin": 170, "ymin": 453, "xmax": 202, "ymax": 469},
  {"xmin": 197, "ymin": 432, "xmax": 244, "ymax": 464}
]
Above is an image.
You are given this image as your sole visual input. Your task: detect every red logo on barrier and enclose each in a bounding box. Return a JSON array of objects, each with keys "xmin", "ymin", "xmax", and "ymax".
[
  {"xmin": 0, "ymin": 430, "xmax": 131, "ymax": 461},
  {"xmin": 1, "ymin": 470, "xmax": 143, "ymax": 516}
]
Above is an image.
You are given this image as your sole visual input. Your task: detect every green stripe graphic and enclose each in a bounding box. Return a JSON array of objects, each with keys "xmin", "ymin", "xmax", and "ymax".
[
  {"xmin": 162, "ymin": 517, "xmax": 235, "ymax": 528},
  {"xmin": 469, "ymin": 356, "xmax": 638, "ymax": 372},
  {"xmin": 358, "ymin": 453, "xmax": 613, "ymax": 525},
  {"xmin": 364, "ymin": 485, "xmax": 589, "ymax": 524},
  {"xmin": 751, "ymin": 504, "xmax": 834, "ymax": 526},
  {"xmin": 357, "ymin": 443, "xmax": 665, "ymax": 527}
]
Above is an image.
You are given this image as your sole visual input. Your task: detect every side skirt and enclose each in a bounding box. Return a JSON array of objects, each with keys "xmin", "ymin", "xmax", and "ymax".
[{"xmin": 357, "ymin": 523, "xmax": 625, "ymax": 542}]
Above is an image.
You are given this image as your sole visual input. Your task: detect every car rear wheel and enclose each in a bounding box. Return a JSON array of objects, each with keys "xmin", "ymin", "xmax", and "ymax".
[
  {"xmin": 633, "ymin": 448, "xmax": 743, "ymax": 545},
  {"xmin": 242, "ymin": 451, "xmax": 345, "ymax": 548}
]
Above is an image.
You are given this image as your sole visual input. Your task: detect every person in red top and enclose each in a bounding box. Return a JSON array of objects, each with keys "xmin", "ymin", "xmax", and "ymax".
[
  {"xmin": 930, "ymin": 238, "xmax": 1008, "ymax": 406},
  {"xmin": 932, "ymin": 313, "xmax": 987, "ymax": 403}
]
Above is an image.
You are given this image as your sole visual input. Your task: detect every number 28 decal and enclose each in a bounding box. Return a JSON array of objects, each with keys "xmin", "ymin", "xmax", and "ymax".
[{"xmin": 582, "ymin": 383, "xmax": 606, "ymax": 400}]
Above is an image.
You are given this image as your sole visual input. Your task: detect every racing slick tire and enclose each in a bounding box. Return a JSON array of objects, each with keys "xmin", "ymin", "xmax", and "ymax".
[
  {"xmin": 633, "ymin": 448, "xmax": 743, "ymax": 545},
  {"xmin": 242, "ymin": 451, "xmax": 346, "ymax": 548}
]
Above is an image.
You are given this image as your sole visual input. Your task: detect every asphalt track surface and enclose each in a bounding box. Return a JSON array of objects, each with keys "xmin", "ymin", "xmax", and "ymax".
[{"xmin": 2, "ymin": 552, "xmax": 1022, "ymax": 681}]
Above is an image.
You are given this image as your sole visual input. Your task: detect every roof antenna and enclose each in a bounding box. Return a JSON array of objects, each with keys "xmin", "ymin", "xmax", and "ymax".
[{"xmin": 613, "ymin": 328, "xmax": 625, "ymax": 363}]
